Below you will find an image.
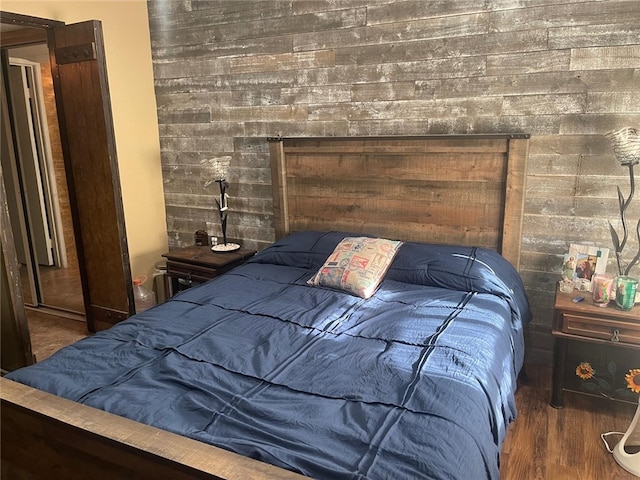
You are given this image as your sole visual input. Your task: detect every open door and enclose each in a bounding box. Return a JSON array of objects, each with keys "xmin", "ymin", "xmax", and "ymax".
[
  {"xmin": 7, "ymin": 60, "xmax": 56, "ymax": 268},
  {"xmin": 0, "ymin": 57, "xmax": 33, "ymax": 370},
  {"xmin": 48, "ymin": 20, "xmax": 134, "ymax": 331}
]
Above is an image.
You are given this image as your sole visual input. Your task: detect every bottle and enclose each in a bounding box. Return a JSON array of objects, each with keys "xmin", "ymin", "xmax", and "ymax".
[{"xmin": 133, "ymin": 276, "xmax": 155, "ymax": 313}]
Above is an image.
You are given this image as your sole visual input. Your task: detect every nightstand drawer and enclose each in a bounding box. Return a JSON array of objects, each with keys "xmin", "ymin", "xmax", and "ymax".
[
  {"xmin": 561, "ymin": 313, "xmax": 640, "ymax": 345},
  {"xmin": 162, "ymin": 246, "xmax": 256, "ymax": 297},
  {"xmin": 166, "ymin": 260, "xmax": 218, "ymax": 282}
]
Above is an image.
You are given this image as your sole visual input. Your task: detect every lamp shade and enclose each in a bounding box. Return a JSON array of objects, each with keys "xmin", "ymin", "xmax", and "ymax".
[
  {"xmin": 201, "ymin": 156, "xmax": 231, "ymax": 184},
  {"xmin": 606, "ymin": 127, "xmax": 640, "ymax": 166}
]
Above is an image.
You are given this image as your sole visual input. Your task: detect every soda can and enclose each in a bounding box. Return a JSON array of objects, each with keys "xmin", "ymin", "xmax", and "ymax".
[{"xmin": 615, "ymin": 276, "xmax": 638, "ymax": 311}]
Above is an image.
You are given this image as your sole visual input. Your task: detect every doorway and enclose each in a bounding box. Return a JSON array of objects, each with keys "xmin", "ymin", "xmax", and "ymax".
[
  {"xmin": 1, "ymin": 35, "xmax": 84, "ymax": 318},
  {"xmin": 1, "ymin": 13, "xmax": 136, "ymax": 340}
]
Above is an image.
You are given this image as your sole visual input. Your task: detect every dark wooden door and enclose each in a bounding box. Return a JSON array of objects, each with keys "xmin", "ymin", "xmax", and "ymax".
[{"xmin": 49, "ymin": 20, "xmax": 133, "ymax": 331}]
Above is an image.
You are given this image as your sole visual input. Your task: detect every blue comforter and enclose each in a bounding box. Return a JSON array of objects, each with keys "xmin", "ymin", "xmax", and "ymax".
[{"xmin": 7, "ymin": 231, "xmax": 531, "ymax": 480}]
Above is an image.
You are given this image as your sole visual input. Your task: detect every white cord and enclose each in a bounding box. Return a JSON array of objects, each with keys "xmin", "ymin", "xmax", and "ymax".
[{"xmin": 601, "ymin": 432, "xmax": 625, "ymax": 454}]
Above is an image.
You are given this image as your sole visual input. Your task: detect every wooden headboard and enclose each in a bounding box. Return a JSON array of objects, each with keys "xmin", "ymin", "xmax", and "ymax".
[{"xmin": 268, "ymin": 134, "xmax": 530, "ymax": 269}]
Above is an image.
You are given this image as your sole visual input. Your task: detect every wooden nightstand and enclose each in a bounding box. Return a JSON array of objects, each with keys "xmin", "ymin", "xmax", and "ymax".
[
  {"xmin": 162, "ymin": 245, "xmax": 256, "ymax": 295},
  {"xmin": 551, "ymin": 285, "xmax": 640, "ymax": 408}
]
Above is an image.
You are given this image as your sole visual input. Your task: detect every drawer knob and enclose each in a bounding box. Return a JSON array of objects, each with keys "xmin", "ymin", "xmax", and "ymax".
[{"xmin": 611, "ymin": 329, "xmax": 620, "ymax": 342}]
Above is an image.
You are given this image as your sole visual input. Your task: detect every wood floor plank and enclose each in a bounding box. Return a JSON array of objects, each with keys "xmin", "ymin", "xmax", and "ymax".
[
  {"xmin": 501, "ymin": 365, "xmax": 637, "ymax": 480},
  {"xmin": 500, "ymin": 383, "xmax": 549, "ymax": 479}
]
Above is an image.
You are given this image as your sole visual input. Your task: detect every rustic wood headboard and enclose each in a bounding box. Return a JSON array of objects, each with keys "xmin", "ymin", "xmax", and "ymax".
[{"xmin": 268, "ymin": 134, "xmax": 530, "ymax": 269}]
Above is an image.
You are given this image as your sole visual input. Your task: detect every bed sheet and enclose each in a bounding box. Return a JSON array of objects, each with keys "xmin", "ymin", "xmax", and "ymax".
[{"xmin": 7, "ymin": 231, "xmax": 531, "ymax": 480}]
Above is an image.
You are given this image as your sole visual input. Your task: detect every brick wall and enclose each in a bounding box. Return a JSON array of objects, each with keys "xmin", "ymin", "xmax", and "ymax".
[{"xmin": 147, "ymin": 0, "xmax": 640, "ymax": 366}]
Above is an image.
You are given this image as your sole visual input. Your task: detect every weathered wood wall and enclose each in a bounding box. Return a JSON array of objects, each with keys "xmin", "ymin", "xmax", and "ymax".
[{"xmin": 147, "ymin": 0, "xmax": 640, "ymax": 366}]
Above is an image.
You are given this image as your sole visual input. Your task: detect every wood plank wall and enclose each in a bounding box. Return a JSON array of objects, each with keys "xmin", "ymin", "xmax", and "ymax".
[{"xmin": 147, "ymin": 0, "xmax": 640, "ymax": 367}]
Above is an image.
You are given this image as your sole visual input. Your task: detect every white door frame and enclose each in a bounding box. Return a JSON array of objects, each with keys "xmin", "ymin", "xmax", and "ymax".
[{"xmin": 9, "ymin": 57, "xmax": 66, "ymax": 269}]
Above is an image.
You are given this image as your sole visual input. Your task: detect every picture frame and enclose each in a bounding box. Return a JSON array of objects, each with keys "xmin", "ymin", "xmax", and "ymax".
[
  {"xmin": 562, "ymin": 253, "xmax": 576, "ymax": 282},
  {"xmin": 567, "ymin": 244, "xmax": 610, "ymax": 291}
]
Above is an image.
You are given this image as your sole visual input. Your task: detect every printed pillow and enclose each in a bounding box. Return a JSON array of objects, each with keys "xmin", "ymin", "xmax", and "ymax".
[{"xmin": 308, "ymin": 236, "xmax": 403, "ymax": 298}]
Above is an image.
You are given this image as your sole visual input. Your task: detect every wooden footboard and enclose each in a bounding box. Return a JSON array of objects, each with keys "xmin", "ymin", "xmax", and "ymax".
[{"xmin": 0, "ymin": 378, "xmax": 308, "ymax": 480}]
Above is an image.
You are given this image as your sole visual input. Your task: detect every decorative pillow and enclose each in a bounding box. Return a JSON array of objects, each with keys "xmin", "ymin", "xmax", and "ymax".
[{"xmin": 308, "ymin": 236, "xmax": 403, "ymax": 298}]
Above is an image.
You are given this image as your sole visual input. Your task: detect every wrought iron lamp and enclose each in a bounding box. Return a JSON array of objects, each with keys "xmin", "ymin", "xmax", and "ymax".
[
  {"xmin": 605, "ymin": 127, "xmax": 640, "ymax": 277},
  {"xmin": 202, "ymin": 156, "xmax": 240, "ymax": 252}
]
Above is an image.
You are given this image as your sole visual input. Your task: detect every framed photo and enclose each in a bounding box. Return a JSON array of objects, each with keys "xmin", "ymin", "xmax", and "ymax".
[
  {"xmin": 568, "ymin": 244, "xmax": 610, "ymax": 291},
  {"xmin": 562, "ymin": 253, "xmax": 576, "ymax": 281}
]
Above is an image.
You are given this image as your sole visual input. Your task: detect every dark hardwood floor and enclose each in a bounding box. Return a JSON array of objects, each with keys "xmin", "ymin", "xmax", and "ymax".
[
  {"xmin": 24, "ymin": 314, "xmax": 637, "ymax": 480},
  {"xmin": 20, "ymin": 263, "xmax": 84, "ymax": 314},
  {"xmin": 20, "ymin": 256, "xmax": 87, "ymax": 362},
  {"xmin": 501, "ymin": 364, "xmax": 637, "ymax": 480},
  {"xmin": 26, "ymin": 309, "xmax": 89, "ymax": 363}
]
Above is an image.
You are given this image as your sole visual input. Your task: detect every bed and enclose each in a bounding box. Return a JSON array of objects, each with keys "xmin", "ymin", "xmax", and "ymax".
[{"xmin": 1, "ymin": 134, "xmax": 531, "ymax": 480}]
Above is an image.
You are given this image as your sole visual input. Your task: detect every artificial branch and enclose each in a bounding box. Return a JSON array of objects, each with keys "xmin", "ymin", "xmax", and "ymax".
[{"xmin": 215, "ymin": 179, "xmax": 230, "ymax": 246}]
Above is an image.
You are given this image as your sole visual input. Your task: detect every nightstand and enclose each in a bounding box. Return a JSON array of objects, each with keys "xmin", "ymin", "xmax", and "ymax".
[
  {"xmin": 162, "ymin": 245, "xmax": 256, "ymax": 295},
  {"xmin": 551, "ymin": 285, "xmax": 640, "ymax": 408}
]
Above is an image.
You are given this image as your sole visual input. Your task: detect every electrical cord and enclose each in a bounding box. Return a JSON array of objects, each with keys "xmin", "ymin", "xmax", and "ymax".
[{"xmin": 601, "ymin": 432, "xmax": 625, "ymax": 454}]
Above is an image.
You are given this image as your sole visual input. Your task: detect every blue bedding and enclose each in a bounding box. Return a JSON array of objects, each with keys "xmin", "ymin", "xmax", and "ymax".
[{"xmin": 7, "ymin": 231, "xmax": 531, "ymax": 480}]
